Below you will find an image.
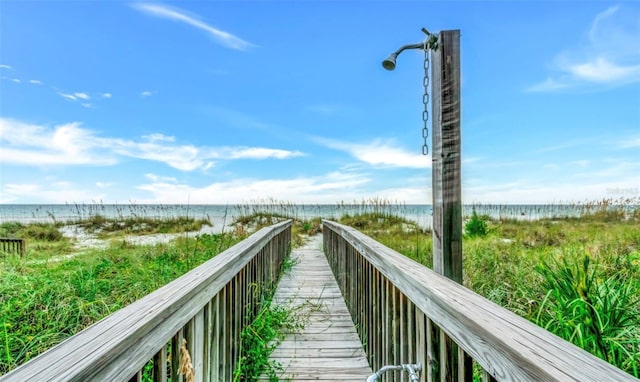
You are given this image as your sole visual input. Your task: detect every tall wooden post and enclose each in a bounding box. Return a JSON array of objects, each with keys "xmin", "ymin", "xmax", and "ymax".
[
  {"xmin": 431, "ymin": 30, "xmax": 462, "ymax": 284},
  {"xmin": 431, "ymin": 29, "xmax": 469, "ymax": 382}
]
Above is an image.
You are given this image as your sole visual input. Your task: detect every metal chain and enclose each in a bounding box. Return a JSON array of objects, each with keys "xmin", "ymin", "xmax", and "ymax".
[{"xmin": 422, "ymin": 39, "xmax": 430, "ymax": 156}]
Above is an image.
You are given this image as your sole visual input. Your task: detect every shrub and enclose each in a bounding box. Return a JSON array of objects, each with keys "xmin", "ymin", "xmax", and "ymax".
[
  {"xmin": 23, "ymin": 224, "xmax": 63, "ymax": 242},
  {"xmin": 465, "ymin": 210, "xmax": 488, "ymax": 238}
]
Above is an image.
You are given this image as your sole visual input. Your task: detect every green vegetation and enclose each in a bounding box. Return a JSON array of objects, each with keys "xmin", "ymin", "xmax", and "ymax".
[
  {"xmin": 0, "ymin": 218, "xmax": 241, "ymax": 374},
  {"xmin": 0, "ymin": 222, "xmax": 72, "ymax": 258},
  {"xmin": 0, "ymin": 208, "xmax": 316, "ymax": 377},
  {"xmin": 234, "ymin": 259, "xmax": 304, "ymax": 382},
  {"xmin": 2, "ymin": 200, "xmax": 638, "ymax": 377},
  {"xmin": 464, "ymin": 210, "xmax": 488, "ymax": 238},
  {"xmin": 346, "ymin": 206, "xmax": 640, "ymax": 377},
  {"xmin": 76, "ymin": 215, "xmax": 212, "ymax": 237}
]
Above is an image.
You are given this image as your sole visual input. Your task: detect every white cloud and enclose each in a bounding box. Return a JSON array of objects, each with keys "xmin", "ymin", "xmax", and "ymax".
[
  {"xmin": 81, "ymin": 103, "xmax": 93, "ymax": 108},
  {"xmin": 132, "ymin": 3, "xmax": 254, "ymax": 50},
  {"xmin": 621, "ymin": 137, "xmax": 640, "ymax": 149},
  {"xmin": 95, "ymin": 182, "xmax": 114, "ymax": 188},
  {"xmin": 317, "ymin": 137, "xmax": 430, "ymax": 169},
  {"xmin": 58, "ymin": 92, "xmax": 77, "ymax": 101},
  {"xmin": 102, "ymin": 93, "xmax": 112, "ymax": 98},
  {"xmin": 112, "ymin": 138, "xmax": 209, "ymax": 171},
  {"xmin": 141, "ymin": 90, "xmax": 153, "ymax": 97},
  {"xmin": 143, "ymin": 133, "xmax": 175, "ymax": 142},
  {"xmin": 11, "ymin": 78, "xmax": 21, "ymax": 83},
  {"xmin": 0, "ymin": 119, "xmax": 116, "ymax": 166},
  {"xmin": 528, "ymin": 6, "xmax": 640, "ymax": 92},
  {"xmin": 0, "ymin": 64, "xmax": 13, "ymax": 70},
  {"xmin": 136, "ymin": 172, "xmax": 371, "ymax": 204},
  {"xmin": 29, "ymin": 79, "xmax": 43, "ymax": 85},
  {"xmin": 226, "ymin": 147, "xmax": 304, "ymax": 160},
  {"xmin": 74, "ymin": 92, "xmax": 90, "ymax": 100},
  {"xmin": 568, "ymin": 57, "xmax": 640, "ymax": 83},
  {"xmin": 1, "ymin": 182, "xmax": 105, "ymax": 204},
  {"xmin": 0, "ymin": 118, "xmax": 305, "ymax": 171}
]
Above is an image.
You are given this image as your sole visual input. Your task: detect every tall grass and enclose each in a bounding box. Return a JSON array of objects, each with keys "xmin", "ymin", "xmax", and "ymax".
[
  {"xmin": 0, "ymin": 230, "xmax": 241, "ymax": 374},
  {"xmin": 343, "ymin": 204, "xmax": 640, "ymax": 377}
]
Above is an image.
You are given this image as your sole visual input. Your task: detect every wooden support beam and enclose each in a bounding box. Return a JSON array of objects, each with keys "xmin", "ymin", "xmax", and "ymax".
[{"xmin": 431, "ymin": 29, "xmax": 462, "ymax": 284}]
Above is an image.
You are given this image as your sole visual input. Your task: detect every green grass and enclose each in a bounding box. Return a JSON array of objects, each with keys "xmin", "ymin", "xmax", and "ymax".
[
  {"xmin": 346, "ymin": 211, "xmax": 640, "ymax": 377},
  {"xmin": 0, "ymin": 230, "xmax": 241, "ymax": 374},
  {"xmin": 2, "ymin": 201, "xmax": 638, "ymax": 377},
  {"xmin": 0, "ymin": 210, "xmax": 315, "ymax": 376}
]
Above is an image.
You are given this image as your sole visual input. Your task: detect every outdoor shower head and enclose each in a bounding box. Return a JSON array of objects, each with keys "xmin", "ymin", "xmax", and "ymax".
[
  {"xmin": 381, "ymin": 43, "xmax": 424, "ymax": 71},
  {"xmin": 382, "ymin": 54, "xmax": 398, "ymax": 71},
  {"xmin": 382, "ymin": 29, "xmax": 434, "ymax": 71}
]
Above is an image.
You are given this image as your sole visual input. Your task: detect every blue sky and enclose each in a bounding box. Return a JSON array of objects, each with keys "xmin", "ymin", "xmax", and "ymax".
[{"xmin": 0, "ymin": 1, "xmax": 638, "ymax": 205}]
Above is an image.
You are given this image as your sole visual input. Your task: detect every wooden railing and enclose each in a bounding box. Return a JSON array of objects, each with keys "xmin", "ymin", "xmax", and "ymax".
[
  {"xmin": 0, "ymin": 238, "xmax": 25, "ymax": 257},
  {"xmin": 0, "ymin": 220, "xmax": 292, "ymax": 382},
  {"xmin": 323, "ymin": 220, "xmax": 638, "ymax": 382}
]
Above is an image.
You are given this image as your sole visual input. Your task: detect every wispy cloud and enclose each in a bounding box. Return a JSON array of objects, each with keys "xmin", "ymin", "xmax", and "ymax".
[
  {"xmin": 29, "ymin": 79, "xmax": 43, "ymax": 85},
  {"xmin": 136, "ymin": 171, "xmax": 371, "ymax": 204},
  {"xmin": 0, "ymin": 64, "xmax": 13, "ymax": 70},
  {"xmin": 141, "ymin": 90, "xmax": 153, "ymax": 97},
  {"xmin": 131, "ymin": 3, "xmax": 254, "ymax": 50},
  {"xmin": 58, "ymin": 91, "xmax": 94, "ymax": 106},
  {"xmin": 527, "ymin": 5, "xmax": 640, "ymax": 92},
  {"xmin": 619, "ymin": 134, "xmax": 640, "ymax": 149},
  {"xmin": 1, "ymin": 182, "xmax": 107, "ymax": 204},
  {"xmin": 0, "ymin": 118, "xmax": 305, "ymax": 171},
  {"xmin": 58, "ymin": 92, "xmax": 78, "ymax": 101},
  {"xmin": 317, "ymin": 137, "xmax": 430, "ymax": 169},
  {"xmin": 95, "ymin": 182, "xmax": 115, "ymax": 189},
  {"xmin": 225, "ymin": 147, "xmax": 304, "ymax": 160},
  {"xmin": 102, "ymin": 93, "xmax": 112, "ymax": 98},
  {"xmin": 10, "ymin": 78, "xmax": 21, "ymax": 83}
]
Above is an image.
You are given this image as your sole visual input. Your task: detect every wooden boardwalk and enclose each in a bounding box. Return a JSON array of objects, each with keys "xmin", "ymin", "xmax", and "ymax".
[{"xmin": 270, "ymin": 235, "xmax": 373, "ymax": 381}]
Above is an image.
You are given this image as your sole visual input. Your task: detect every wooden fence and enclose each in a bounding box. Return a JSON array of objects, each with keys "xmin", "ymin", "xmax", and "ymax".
[
  {"xmin": 0, "ymin": 238, "xmax": 25, "ymax": 257},
  {"xmin": 322, "ymin": 220, "xmax": 638, "ymax": 382},
  {"xmin": 0, "ymin": 220, "xmax": 292, "ymax": 382}
]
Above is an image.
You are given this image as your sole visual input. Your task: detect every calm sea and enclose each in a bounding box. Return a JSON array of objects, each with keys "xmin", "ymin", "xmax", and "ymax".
[{"xmin": 0, "ymin": 203, "xmax": 587, "ymax": 230}]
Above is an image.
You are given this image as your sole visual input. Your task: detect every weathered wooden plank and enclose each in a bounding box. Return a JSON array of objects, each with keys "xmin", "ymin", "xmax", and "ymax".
[
  {"xmin": 171, "ymin": 329, "xmax": 184, "ymax": 382},
  {"xmin": 273, "ymin": 357, "xmax": 371, "ymax": 370},
  {"xmin": 193, "ymin": 309, "xmax": 205, "ymax": 382},
  {"xmin": 266, "ymin": 235, "xmax": 372, "ymax": 381},
  {"xmin": 323, "ymin": 221, "xmax": 639, "ymax": 382},
  {"xmin": 270, "ymin": 347, "xmax": 366, "ymax": 357},
  {"xmin": 152, "ymin": 345, "xmax": 167, "ymax": 382}
]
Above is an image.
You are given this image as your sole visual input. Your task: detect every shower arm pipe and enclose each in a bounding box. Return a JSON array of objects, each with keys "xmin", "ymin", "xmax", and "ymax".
[{"xmin": 390, "ymin": 42, "xmax": 426, "ymax": 57}]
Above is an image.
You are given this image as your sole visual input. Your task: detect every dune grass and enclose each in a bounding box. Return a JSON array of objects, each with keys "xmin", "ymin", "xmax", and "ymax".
[
  {"xmin": 0, "ymin": 224, "xmax": 241, "ymax": 374},
  {"xmin": 1, "ymin": 200, "xmax": 638, "ymax": 377},
  {"xmin": 343, "ymin": 208, "xmax": 639, "ymax": 377}
]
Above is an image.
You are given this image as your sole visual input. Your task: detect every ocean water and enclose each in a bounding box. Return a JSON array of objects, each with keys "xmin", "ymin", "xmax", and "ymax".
[{"xmin": 0, "ymin": 203, "xmax": 590, "ymax": 230}]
